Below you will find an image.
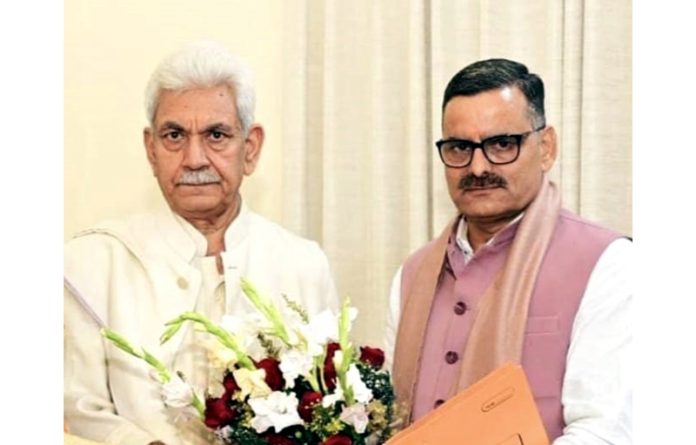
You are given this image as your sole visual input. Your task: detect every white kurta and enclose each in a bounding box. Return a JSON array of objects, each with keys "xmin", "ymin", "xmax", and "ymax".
[{"xmin": 64, "ymin": 203, "xmax": 339, "ymax": 445}]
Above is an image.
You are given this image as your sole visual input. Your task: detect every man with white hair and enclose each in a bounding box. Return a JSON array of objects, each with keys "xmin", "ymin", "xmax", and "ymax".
[{"xmin": 64, "ymin": 41, "xmax": 338, "ymax": 445}]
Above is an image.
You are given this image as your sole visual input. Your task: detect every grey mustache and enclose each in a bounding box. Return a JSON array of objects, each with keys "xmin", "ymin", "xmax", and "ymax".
[{"xmin": 176, "ymin": 169, "xmax": 221, "ymax": 185}]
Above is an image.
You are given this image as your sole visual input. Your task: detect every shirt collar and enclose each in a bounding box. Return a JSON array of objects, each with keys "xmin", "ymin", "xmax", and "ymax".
[
  {"xmin": 454, "ymin": 212, "xmax": 525, "ymax": 257},
  {"xmin": 164, "ymin": 199, "xmax": 251, "ymax": 260}
]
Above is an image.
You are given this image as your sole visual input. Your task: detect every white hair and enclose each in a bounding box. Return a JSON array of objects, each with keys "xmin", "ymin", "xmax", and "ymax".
[{"xmin": 144, "ymin": 40, "xmax": 256, "ymax": 132}]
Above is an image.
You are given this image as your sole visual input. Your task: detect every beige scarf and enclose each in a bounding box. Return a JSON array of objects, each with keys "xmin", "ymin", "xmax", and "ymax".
[{"xmin": 392, "ymin": 176, "xmax": 561, "ymax": 421}]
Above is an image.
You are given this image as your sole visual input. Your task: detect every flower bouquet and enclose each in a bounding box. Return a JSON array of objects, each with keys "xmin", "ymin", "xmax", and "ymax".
[{"xmin": 102, "ymin": 278, "xmax": 397, "ymax": 445}]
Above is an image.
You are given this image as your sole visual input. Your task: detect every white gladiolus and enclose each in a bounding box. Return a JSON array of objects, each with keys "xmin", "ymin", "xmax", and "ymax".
[
  {"xmin": 322, "ymin": 387, "xmax": 344, "ymax": 408},
  {"xmin": 332, "ymin": 350, "xmax": 345, "ymax": 370},
  {"xmin": 233, "ymin": 368, "xmax": 272, "ymax": 399},
  {"xmin": 220, "ymin": 314, "xmax": 269, "ymax": 361},
  {"xmin": 248, "ymin": 391, "xmax": 304, "ymax": 433},
  {"xmin": 320, "ymin": 359, "xmax": 373, "ymax": 408},
  {"xmin": 340, "ymin": 403, "xmax": 370, "ymax": 434},
  {"xmin": 300, "ymin": 309, "xmax": 339, "ymax": 356},
  {"xmin": 300, "ymin": 307, "xmax": 357, "ymax": 355},
  {"xmin": 345, "ymin": 307, "xmax": 358, "ymax": 332},
  {"xmin": 161, "ymin": 374, "xmax": 195, "ymax": 408},
  {"xmin": 279, "ymin": 349, "xmax": 315, "ymax": 388},
  {"xmin": 206, "ymin": 338, "xmax": 238, "ymax": 370},
  {"xmin": 346, "ymin": 364, "xmax": 373, "ymax": 404}
]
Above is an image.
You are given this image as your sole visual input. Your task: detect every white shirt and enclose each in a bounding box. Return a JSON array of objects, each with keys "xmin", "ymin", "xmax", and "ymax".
[
  {"xmin": 384, "ymin": 219, "xmax": 632, "ymax": 444},
  {"xmin": 64, "ymin": 204, "xmax": 339, "ymax": 445}
]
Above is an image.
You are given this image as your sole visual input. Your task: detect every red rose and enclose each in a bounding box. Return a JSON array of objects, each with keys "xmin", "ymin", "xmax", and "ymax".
[
  {"xmin": 263, "ymin": 433, "xmax": 297, "ymax": 445},
  {"xmin": 323, "ymin": 342, "xmax": 341, "ymax": 390},
  {"xmin": 298, "ymin": 391, "xmax": 322, "ymax": 422},
  {"xmin": 359, "ymin": 346, "xmax": 385, "ymax": 369},
  {"xmin": 322, "ymin": 435, "xmax": 352, "ymax": 445},
  {"xmin": 255, "ymin": 358, "xmax": 285, "ymax": 391},
  {"xmin": 204, "ymin": 396, "xmax": 236, "ymax": 428},
  {"xmin": 222, "ymin": 370, "xmax": 239, "ymax": 398}
]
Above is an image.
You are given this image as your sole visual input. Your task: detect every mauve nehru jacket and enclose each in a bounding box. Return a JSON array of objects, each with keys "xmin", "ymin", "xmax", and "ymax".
[{"xmin": 400, "ymin": 209, "xmax": 620, "ymax": 440}]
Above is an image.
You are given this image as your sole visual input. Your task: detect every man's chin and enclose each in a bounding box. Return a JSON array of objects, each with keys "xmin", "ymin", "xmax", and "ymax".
[
  {"xmin": 174, "ymin": 183, "xmax": 221, "ymax": 195},
  {"xmin": 457, "ymin": 202, "xmax": 518, "ymax": 221},
  {"xmin": 170, "ymin": 198, "xmax": 225, "ymax": 216},
  {"xmin": 460, "ymin": 205, "xmax": 527, "ymax": 226}
]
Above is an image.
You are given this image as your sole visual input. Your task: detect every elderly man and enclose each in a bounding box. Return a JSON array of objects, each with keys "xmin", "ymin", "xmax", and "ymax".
[
  {"xmin": 386, "ymin": 59, "xmax": 631, "ymax": 443},
  {"xmin": 64, "ymin": 41, "xmax": 338, "ymax": 445}
]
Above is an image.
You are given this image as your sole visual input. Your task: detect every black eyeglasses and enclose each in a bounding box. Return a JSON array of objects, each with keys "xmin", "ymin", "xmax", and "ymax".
[{"xmin": 435, "ymin": 125, "xmax": 546, "ymax": 168}]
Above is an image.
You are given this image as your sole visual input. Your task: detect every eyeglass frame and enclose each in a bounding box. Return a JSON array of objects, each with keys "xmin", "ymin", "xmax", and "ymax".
[{"xmin": 435, "ymin": 125, "xmax": 546, "ymax": 168}]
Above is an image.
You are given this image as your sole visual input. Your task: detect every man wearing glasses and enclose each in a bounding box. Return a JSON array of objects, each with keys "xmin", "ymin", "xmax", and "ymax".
[{"xmin": 387, "ymin": 59, "xmax": 631, "ymax": 443}]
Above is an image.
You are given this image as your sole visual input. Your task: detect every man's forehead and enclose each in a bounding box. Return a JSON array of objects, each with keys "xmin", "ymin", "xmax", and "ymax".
[
  {"xmin": 445, "ymin": 87, "xmax": 528, "ymax": 116},
  {"xmin": 498, "ymin": 86, "xmax": 515, "ymax": 101},
  {"xmin": 446, "ymin": 85, "xmax": 523, "ymax": 108},
  {"xmin": 442, "ymin": 86, "xmax": 531, "ymax": 136},
  {"xmin": 153, "ymin": 114, "xmax": 240, "ymax": 130},
  {"xmin": 156, "ymin": 120, "xmax": 237, "ymax": 131},
  {"xmin": 159, "ymin": 84, "xmax": 236, "ymax": 99},
  {"xmin": 153, "ymin": 86, "xmax": 240, "ymax": 127}
]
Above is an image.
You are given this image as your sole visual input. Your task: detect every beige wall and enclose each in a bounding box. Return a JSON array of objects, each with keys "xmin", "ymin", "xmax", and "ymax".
[{"xmin": 65, "ymin": 0, "xmax": 287, "ymax": 240}]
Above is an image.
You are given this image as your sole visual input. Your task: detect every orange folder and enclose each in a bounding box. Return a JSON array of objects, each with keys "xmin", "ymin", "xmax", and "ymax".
[{"xmin": 387, "ymin": 362, "xmax": 549, "ymax": 445}]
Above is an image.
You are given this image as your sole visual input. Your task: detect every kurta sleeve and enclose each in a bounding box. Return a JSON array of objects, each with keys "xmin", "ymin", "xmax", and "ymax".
[
  {"xmin": 554, "ymin": 238, "xmax": 632, "ymax": 444},
  {"xmin": 64, "ymin": 237, "xmax": 159, "ymax": 445},
  {"xmin": 314, "ymin": 243, "xmax": 340, "ymax": 313}
]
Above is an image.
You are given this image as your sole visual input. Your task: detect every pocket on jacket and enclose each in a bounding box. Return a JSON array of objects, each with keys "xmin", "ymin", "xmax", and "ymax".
[{"xmin": 523, "ymin": 315, "xmax": 564, "ymax": 398}]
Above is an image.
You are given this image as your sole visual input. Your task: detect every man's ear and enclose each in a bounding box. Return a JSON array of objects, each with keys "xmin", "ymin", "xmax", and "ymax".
[
  {"xmin": 143, "ymin": 127, "xmax": 157, "ymax": 176},
  {"xmin": 242, "ymin": 124, "xmax": 265, "ymax": 176},
  {"xmin": 539, "ymin": 125, "xmax": 558, "ymax": 172}
]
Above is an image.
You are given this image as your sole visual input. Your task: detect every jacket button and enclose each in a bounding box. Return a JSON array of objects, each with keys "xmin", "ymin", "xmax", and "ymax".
[
  {"xmin": 434, "ymin": 399, "xmax": 445, "ymax": 408},
  {"xmin": 445, "ymin": 351, "xmax": 459, "ymax": 364},
  {"xmin": 453, "ymin": 301, "xmax": 467, "ymax": 315},
  {"xmin": 176, "ymin": 277, "xmax": 188, "ymax": 290}
]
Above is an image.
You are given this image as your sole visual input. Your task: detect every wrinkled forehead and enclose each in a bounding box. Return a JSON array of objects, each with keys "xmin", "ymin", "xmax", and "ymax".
[{"xmin": 152, "ymin": 85, "xmax": 240, "ymax": 127}]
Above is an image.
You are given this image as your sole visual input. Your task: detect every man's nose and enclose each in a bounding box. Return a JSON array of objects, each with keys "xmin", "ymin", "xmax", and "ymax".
[
  {"xmin": 182, "ymin": 137, "xmax": 210, "ymax": 169},
  {"xmin": 468, "ymin": 147, "xmax": 491, "ymax": 176}
]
